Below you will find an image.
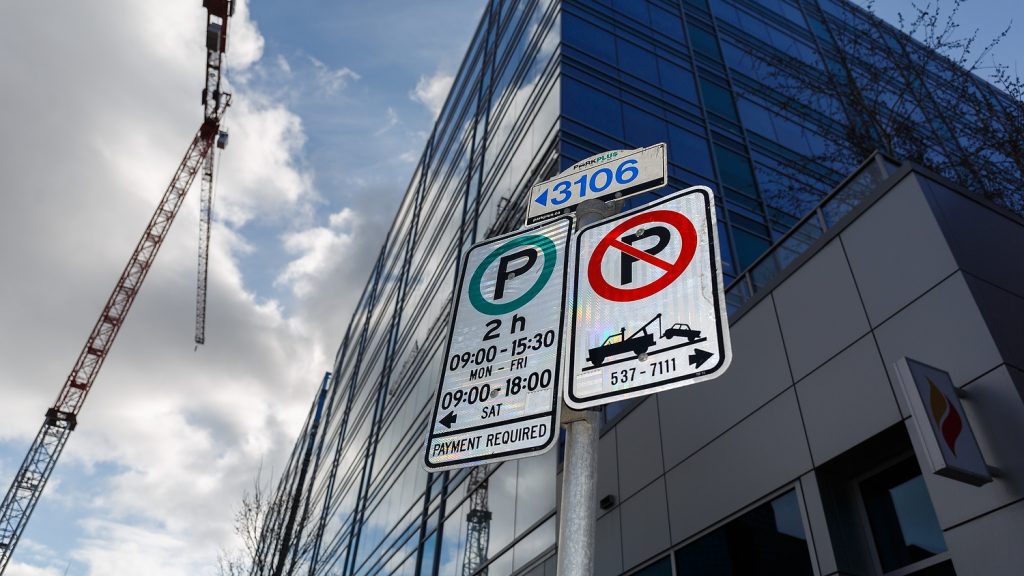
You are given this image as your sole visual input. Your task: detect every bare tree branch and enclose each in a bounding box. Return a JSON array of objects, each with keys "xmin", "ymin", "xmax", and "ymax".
[
  {"xmin": 217, "ymin": 462, "xmax": 278, "ymax": 576},
  {"xmin": 741, "ymin": 0, "xmax": 1023, "ymax": 213}
]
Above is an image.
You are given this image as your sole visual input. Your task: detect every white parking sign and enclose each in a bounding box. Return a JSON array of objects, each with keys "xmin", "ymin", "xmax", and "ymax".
[
  {"xmin": 566, "ymin": 186, "xmax": 732, "ymax": 409},
  {"xmin": 425, "ymin": 217, "xmax": 572, "ymax": 471}
]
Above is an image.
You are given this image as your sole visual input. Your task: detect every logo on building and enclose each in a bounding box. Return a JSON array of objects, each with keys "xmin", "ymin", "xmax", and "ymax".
[{"xmin": 928, "ymin": 378, "xmax": 963, "ymax": 455}]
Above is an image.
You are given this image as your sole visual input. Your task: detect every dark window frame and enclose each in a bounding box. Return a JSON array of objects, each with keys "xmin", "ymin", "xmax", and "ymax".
[{"xmin": 851, "ymin": 455, "xmax": 954, "ymax": 576}]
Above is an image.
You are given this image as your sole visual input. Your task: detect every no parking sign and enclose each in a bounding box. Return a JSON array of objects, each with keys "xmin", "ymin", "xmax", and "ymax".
[{"xmin": 566, "ymin": 186, "xmax": 732, "ymax": 409}]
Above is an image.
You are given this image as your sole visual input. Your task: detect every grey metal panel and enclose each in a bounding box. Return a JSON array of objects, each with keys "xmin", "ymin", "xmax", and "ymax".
[
  {"xmin": 595, "ymin": 508, "xmax": 623, "ymax": 576},
  {"xmin": 619, "ymin": 477, "xmax": 671, "ymax": 571},
  {"xmin": 664, "ymin": 389, "xmax": 812, "ymax": 545},
  {"xmin": 962, "ymin": 274, "xmax": 1024, "ymax": 370},
  {"xmin": 615, "ymin": 398, "xmax": 664, "ymax": 500},
  {"xmin": 840, "ymin": 174, "xmax": 957, "ymax": 326},
  {"xmin": 799, "ymin": 471, "xmax": 837, "ymax": 576},
  {"xmin": 597, "ymin": 428, "xmax": 619, "ymax": 519},
  {"xmin": 774, "ymin": 239, "xmax": 871, "ymax": 381},
  {"xmin": 944, "ymin": 498, "xmax": 1024, "ymax": 576},
  {"xmin": 924, "ymin": 178, "xmax": 1024, "ymax": 300},
  {"xmin": 658, "ymin": 296, "xmax": 793, "ymax": 470},
  {"xmin": 874, "ymin": 273, "xmax": 1002, "ymax": 406},
  {"xmin": 910, "ymin": 365, "xmax": 1024, "ymax": 529},
  {"xmin": 795, "ymin": 334, "xmax": 901, "ymax": 465}
]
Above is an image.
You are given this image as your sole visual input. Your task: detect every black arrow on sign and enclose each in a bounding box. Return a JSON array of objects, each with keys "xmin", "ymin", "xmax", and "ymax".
[
  {"xmin": 439, "ymin": 411, "xmax": 457, "ymax": 429},
  {"xmin": 689, "ymin": 349, "xmax": 713, "ymax": 369}
]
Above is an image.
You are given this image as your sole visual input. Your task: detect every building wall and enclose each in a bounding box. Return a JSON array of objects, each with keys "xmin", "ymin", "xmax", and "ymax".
[{"xmin": 591, "ymin": 166, "xmax": 1024, "ymax": 575}]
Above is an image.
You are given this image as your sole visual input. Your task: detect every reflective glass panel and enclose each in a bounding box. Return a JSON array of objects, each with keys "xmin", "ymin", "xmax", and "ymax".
[
  {"xmin": 675, "ymin": 490, "xmax": 813, "ymax": 575},
  {"xmin": 563, "ymin": 13, "xmax": 616, "ymax": 62},
  {"xmin": 860, "ymin": 458, "xmax": 949, "ymax": 573},
  {"xmin": 699, "ymin": 79, "xmax": 738, "ymax": 123},
  {"xmin": 562, "ymin": 77, "xmax": 624, "ymax": 138}
]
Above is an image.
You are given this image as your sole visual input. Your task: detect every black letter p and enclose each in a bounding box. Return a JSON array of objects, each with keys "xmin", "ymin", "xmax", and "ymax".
[{"xmin": 494, "ymin": 248, "xmax": 537, "ymax": 300}]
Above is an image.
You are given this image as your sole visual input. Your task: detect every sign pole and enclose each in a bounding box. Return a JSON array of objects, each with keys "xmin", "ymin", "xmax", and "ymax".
[{"xmin": 557, "ymin": 199, "xmax": 618, "ymax": 576}]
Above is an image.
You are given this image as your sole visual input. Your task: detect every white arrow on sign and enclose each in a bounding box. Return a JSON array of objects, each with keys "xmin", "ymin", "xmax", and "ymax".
[{"xmin": 526, "ymin": 143, "xmax": 666, "ymax": 224}]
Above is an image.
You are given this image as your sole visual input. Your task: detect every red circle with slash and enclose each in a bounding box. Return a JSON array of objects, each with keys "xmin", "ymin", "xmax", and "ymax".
[{"xmin": 587, "ymin": 210, "xmax": 698, "ymax": 302}]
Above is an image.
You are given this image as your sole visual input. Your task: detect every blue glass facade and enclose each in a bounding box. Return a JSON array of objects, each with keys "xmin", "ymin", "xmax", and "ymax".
[{"xmin": 253, "ymin": 1, "xmax": 1018, "ymax": 575}]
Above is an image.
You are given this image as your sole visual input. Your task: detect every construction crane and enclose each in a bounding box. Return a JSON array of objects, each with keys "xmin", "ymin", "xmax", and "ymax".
[
  {"xmin": 461, "ymin": 466, "xmax": 492, "ymax": 576},
  {"xmin": 195, "ymin": 0, "xmax": 233, "ymax": 347},
  {"xmin": 0, "ymin": 1, "xmax": 233, "ymax": 571}
]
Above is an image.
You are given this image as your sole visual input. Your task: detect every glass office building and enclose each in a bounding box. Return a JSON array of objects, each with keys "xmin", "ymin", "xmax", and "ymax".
[{"xmin": 252, "ymin": 1, "xmax": 1023, "ymax": 575}]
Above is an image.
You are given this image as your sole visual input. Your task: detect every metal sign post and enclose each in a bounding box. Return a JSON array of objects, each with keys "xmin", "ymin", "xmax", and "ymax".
[
  {"xmin": 556, "ymin": 198, "xmax": 619, "ymax": 576},
  {"xmin": 567, "ymin": 186, "xmax": 732, "ymax": 409},
  {"xmin": 424, "ymin": 217, "xmax": 573, "ymax": 471}
]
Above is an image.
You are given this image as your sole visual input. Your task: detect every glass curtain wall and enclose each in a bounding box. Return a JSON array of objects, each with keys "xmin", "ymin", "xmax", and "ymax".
[
  {"xmin": 561, "ymin": 0, "xmax": 1019, "ymax": 290},
  {"xmin": 253, "ymin": 1, "xmax": 562, "ymax": 575}
]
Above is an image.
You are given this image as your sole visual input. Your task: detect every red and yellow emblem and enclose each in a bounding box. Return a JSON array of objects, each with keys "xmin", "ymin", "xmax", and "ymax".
[{"xmin": 928, "ymin": 378, "xmax": 963, "ymax": 455}]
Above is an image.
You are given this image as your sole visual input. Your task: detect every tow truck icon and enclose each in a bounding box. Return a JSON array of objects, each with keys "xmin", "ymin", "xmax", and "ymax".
[{"xmin": 587, "ymin": 313, "xmax": 702, "ymax": 366}]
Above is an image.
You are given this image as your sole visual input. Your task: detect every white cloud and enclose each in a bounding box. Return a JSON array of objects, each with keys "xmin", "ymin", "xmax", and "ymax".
[
  {"xmin": 375, "ymin": 106, "xmax": 400, "ymax": 136},
  {"xmin": 276, "ymin": 208, "xmax": 357, "ymax": 298},
  {"xmin": 308, "ymin": 55, "xmax": 360, "ymax": 96},
  {"xmin": 0, "ymin": 0, "xmax": 330, "ymax": 574},
  {"xmin": 71, "ymin": 520, "xmax": 211, "ymax": 576},
  {"xmin": 216, "ymin": 94, "xmax": 314, "ymax": 228},
  {"xmin": 411, "ymin": 71, "xmax": 454, "ymax": 117},
  {"xmin": 225, "ymin": 0, "xmax": 265, "ymax": 71},
  {"xmin": 275, "ymin": 54, "xmax": 292, "ymax": 75},
  {"xmin": 4, "ymin": 563, "xmax": 64, "ymax": 576},
  {"xmin": 4, "ymin": 540, "xmax": 65, "ymax": 576}
]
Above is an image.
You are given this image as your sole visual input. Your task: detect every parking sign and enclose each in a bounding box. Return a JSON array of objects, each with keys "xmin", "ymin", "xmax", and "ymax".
[
  {"xmin": 425, "ymin": 217, "xmax": 572, "ymax": 471},
  {"xmin": 566, "ymin": 187, "xmax": 731, "ymax": 409}
]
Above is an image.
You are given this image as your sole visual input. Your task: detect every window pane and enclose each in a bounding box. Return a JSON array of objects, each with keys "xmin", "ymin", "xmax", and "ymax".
[
  {"xmin": 699, "ymin": 79, "xmax": 738, "ymax": 123},
  {"xmin": 419, "ymin": 531, "xmax": 437, "ymax": 576},
  {"xmin": 613, "ymin": 0, "xmax": 650, "ymax": 24},
  {"xmin": 687, "ymin": 23, "xmax": 721, "ymax": 59},
  {"xmin": 669, "ymin": 126, "xmax": 714, "ymax": 178},
  {"xmin": 675, "ymin": 490, "xmax": 813, "ymax": 575},
  {"xmin": 617, "ymin": 39, "xmax": 659, "ymax": 84},
  {"xmin": 650, "ymin": 5, "xmax": 684, "ymax": 40},
  {"xmin": 860, "ymin": 458, "xmax": 949, "ymax": 572},
  {"xmin": 731, "ymin": 228, "xmax": 770, "ymax": 271},
  {"xmin": 563, "ymin": 13, "xmax": 616, "ymax": 62},
  {"xmin": 714, "ymin": 145, "xmax": 758, "ymax": 198},
  {"xmin": 658, "ymin": 59, "xmax": 698, "ymax": 103},
  {"xmin": 562, "ymin": 78, "xmax": 624, "ymax": 139},
  {"xmin": 624, "ymin": 104, "xmax": 669, "ymax": 147}
]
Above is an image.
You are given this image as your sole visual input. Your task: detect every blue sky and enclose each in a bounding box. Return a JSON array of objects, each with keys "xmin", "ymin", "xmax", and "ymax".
[
  {"xmin": 0, "ymin": 1, "xmax": 1019, "ymax": 575},
  {"xmin": 860, "ymin": 0, "xmax": 1023, "ymax": 81}
]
